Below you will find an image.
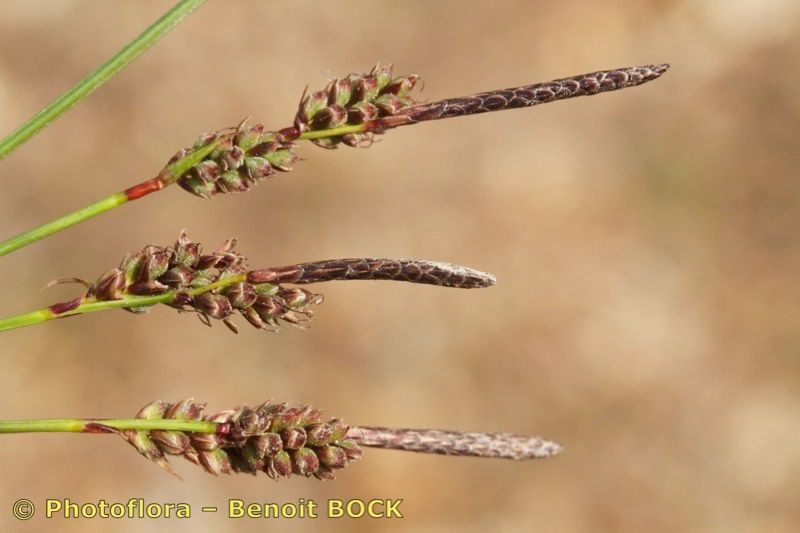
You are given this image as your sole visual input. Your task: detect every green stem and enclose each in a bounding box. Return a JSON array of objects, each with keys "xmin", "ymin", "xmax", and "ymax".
[
  {"xmin": 0, "ymin": 273, "xmax": 256, "ymax": 333},
  {"xmin": 0, "ymin": 0, "xmax": 206, "ymax": 161},
  {"xmin": 0, "ymin": 192, "xmax": 128, "ymax": 256},
  {"xmin": 0, "ymin": 136, "xmax": 222, "ymax": 258},
  {"xmin": 0, "ymin": 418, "xmax": 216, "ymax": 434},
  {"xmin": 0, "ymin": 121, "xmax": 364, "ymax": 258},
  {"xmin": 0, "ymin": 308, "xmax": 55, "ymax": 332},
  {"xmin": 298, "ymin": 123, "xmax": 367, "ymax": 140}
]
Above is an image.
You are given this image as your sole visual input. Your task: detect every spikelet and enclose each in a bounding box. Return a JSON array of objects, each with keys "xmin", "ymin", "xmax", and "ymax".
[
  {"xmin": 124, "ymin": 399, "xmax": 361, "ymax": 480},
  {"xmin": 168, "ymin": 121, "xmax": 298, "ymax": 198},
  {"xmin": 85, "ymin": 230, "xmax": 321, "ymax": 332},
  {"xmin": 293, "ymin": 63, "xmax": 420, "ymax": 148}
]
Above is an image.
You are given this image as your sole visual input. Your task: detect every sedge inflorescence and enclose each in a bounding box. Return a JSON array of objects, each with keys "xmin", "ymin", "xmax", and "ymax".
[
  {"xmin": 125, "ymin": 399, "xmax": 361, "ymax": 480},
  {"xmin": 161, "ymin": 63, "xmax": 669, "ymax": 201},
  {"xmin": 167, "ymin": 63, "xmax": 420, "ymax": 198}
]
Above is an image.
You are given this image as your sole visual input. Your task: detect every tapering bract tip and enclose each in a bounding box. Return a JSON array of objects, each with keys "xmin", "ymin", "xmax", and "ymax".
[
  {"xmin": 462, "ymin": 266, "xmax": 496, "ymax": 288},
  {"xmin": 646, "ymin": 63, "xmax": 670, "ymax": 77},
  {"xmin": 415, "ymin": 260, "xmax": 497, "ymax": 288},
  {"xmin": 529, "ymin": 438, "xmax": 563, "ymax": 459}
]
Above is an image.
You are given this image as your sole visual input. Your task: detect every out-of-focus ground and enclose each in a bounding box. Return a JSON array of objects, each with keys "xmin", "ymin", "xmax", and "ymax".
[{"xmin": 0, "ymin": 1, "xmax": 798, "ymax": 531}]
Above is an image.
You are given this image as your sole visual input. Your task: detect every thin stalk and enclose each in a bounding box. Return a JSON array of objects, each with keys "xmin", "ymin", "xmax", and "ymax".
[
  {"xmin": 0, "ymin": 119, "xmax": 380, "ymax": 258},
  {"xmin": 0, "ymin": 419, "xmax": 216, "ymax": 434},
  {"xmin": 297, "ymin": 124, "xmax": 367, "ymax": 140},
  {"xmin": 0, "ymin": 137, "xmax": 222, "ymax": 257},
  {"xmin": 0, "ymin": 0, "xmax": 206, "ymax": 161},
  {"xmin": 0, "ymin": 124, "xmax": 356, "ymax": 258},
  {"xmin": 0, "ymin": 273, "xmax": 250, "ymax": 333},
  {"xmin": 0, "ymin": 193, "xmax": 128, "ymax": 256}
]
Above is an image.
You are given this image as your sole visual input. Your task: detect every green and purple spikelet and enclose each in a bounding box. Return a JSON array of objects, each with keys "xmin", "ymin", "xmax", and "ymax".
[
  {"xmin": 172, "ymin": 122, "xmax": 298, "ymax": 198},
  {"xmin": 86, "ymin": 230, "xmax": 320, "ymax": 333},
  {"xmin": 125, "ymin": 399, "xmax": 361, "ymax": 480},
  {"xmin": 293, "ymin": 62, "xmax": 420, "ymax": 147}
]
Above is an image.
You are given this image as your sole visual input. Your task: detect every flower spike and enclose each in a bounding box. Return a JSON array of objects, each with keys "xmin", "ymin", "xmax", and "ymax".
[{"xmin": 0, "ymin": 231, "xmax": 496, "ymax": 333}]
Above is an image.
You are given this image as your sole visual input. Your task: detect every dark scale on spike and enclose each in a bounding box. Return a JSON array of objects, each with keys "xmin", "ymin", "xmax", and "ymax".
[
  {"xmin": 49, "ymin": 297, "xmax": 82, "ymax": 315},
  {"xmin": 83, "ymin": 423, "xmax": 117, "ymax": 434}
]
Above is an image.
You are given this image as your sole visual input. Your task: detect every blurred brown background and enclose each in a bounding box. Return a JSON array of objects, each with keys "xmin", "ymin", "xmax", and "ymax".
[{"xmin": 1, "ymin": 1, "xmax": 799, "ymax": 531}]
